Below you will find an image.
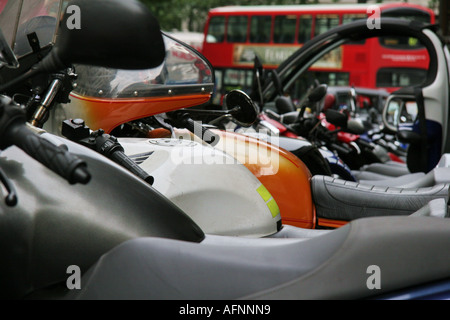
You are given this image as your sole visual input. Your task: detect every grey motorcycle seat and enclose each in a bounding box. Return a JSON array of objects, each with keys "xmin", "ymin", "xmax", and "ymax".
[
  {"xmin": 356, "ymin": 171, "xmax": 427, "ymax": 186},
  {"xmin": 65, "ymin": 214, "xmax": 450, "ymax": 300},
  {"xmin": 356, "ymin": 161, "xmax": 410, "ymax": 177},
  {"xmin": 268, "ymin": 225, "xmax": 331, "ymax": 239},
  {"xmin": 351, "ymin": 169, "xmax": 420, "ymax": 181},
  {"xmin": 311, "ymin": 175, "xmax": 449, "ymax": 221},
  {"xmin": 355, "ymin": 167, "xmax": 450, "ymax": 188},
  {"xmin": 353, "ymin": 154, "xmax": 450, "ymax": 182}
]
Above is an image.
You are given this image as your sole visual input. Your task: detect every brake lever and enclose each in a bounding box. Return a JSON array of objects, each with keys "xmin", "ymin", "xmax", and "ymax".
[{"xmin": 0, "ymin": 164, "xmax": 17, "ymax": 206}]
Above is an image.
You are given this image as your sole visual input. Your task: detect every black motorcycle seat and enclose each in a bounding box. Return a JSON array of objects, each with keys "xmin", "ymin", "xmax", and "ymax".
[
  {"xmin": 311, "ymin": 175, "xmax": 449, "ymax": 221},
  {"xmin": 64, "ymin": 214, "xmax": 450, "ymax": 299}
]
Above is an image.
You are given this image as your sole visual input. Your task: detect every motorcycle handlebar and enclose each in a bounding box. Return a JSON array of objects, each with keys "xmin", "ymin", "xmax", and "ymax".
[
  {"xmin": 357, "ymin": 138, "xmax": 374, "ymax": 150},
  {"xmin": 109, "ymin": 148, "xmax": 154, "ymax": 185},
  {"xmin": 330, "ymin": 142, "xmax": 352, "ymax": 155},
  {"xmin": 0, "ymin": 96, "xmax": 91, "ymax": 185}
]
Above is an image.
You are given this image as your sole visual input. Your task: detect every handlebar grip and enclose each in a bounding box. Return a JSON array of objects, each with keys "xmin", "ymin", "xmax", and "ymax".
[
  {"xmin": 357, "ymin": 138, "xmax": 374, "ymax": 150},
  {"xmin": 6, "ymin": 122, "xmax": 90, "ymax": 184},
  {"xmin": 184, "ymin": 117, "xmax": 219, "ymax": 146},
  {"xmin": 110, "ymin": 150, "xmax": 154, "ymax": 185},
  {"xmin": 330, "ymin": 142, "xmax": 352, "ymax": 155}
]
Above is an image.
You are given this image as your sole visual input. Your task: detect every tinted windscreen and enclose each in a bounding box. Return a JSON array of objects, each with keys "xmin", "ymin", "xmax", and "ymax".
[
  {"xmin": 73, "ymin": 34, "xmax": 214, "ymax": 98},
  {"xmin": 0, "ymin": 0, "xmax": 62, "ymax": 57}
]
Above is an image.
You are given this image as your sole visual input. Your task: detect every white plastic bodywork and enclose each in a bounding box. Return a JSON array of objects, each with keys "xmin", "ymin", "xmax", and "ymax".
[
  {"xmin": 381, "ymin": 29, "xmax": 450, "ymax": 155},
  {"xmin": 421, "ymin": 29, "xmax": 450, "ymax": 153},
  {"xmin": 118, "ymin": 137, "xmax": 281, "ymax": 238}
]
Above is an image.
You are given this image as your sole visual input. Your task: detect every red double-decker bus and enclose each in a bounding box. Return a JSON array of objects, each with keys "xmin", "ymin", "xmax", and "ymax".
[{"xmin": 201, "ymin": 3, "xmax": 435, "ymax": 102}]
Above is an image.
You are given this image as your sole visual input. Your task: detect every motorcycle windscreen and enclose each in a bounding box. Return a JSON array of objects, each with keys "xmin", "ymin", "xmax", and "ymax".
[
  {"xmin": 57, "ymin": 33, "xmax": 215, "ymax": 133},
  {"xmin": 0, "ymin": 0, "xmax": 62, "ymax": 58}
]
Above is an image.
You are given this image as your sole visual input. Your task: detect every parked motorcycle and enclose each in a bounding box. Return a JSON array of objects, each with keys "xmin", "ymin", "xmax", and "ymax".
[
  {"xmin": 248, "ymin": 61, "xmax": 400, "ymax": 177},
  {"xmin": 1, "ymin": 0, "xmax": 450, "ymax": 300},
  {"xmin": 17, "ymin": 9, "xmax": 448, "ymax": 229},
  {"xmin": 258, "ymin": 17, "xmax": 449, "ymax": 180}
]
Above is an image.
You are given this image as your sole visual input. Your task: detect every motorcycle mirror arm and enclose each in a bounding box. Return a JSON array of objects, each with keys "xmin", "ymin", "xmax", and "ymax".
[
  {"xmin": 169, "ymin": 112, "xmax": 220, "ymax": 146},
  {"xmin": 173, "ymin": 107, "xmax": 240, "ymax": 118},
  {"xmin": 207, "ymin": 113, "xmax": 233, "ymax": 126}
]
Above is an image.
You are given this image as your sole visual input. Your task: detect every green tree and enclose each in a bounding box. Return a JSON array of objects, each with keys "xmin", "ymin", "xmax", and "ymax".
[{"xmin": 139, "ymin": 0, "xmax": 320, "ymax": 32}]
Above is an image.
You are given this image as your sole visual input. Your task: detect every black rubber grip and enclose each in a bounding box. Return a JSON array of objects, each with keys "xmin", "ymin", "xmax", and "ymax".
[
  {"xmin": 184, "ymin": 118, "xmax": 219, "ymax": 146},
  {"xmin": 110, "ymin": 150, "xmax": 154, "ymax": 185},
  {"xmin": 330, "ymin": 142, "xmax": 351, "ymax": 155},
  {"xmin": 357, "ymin": 138, "xmax": 373, "ymax": 149},
  {"xmin": 6, "ymin": 122, "xmax": 90, "ymax": 184}
]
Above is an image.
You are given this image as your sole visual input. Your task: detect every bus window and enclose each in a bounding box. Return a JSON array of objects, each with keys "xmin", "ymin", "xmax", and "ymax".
[
  {"xmin": 376, "ymin": 67, "xmax": 427, "ymax": 87},
  {"xmin": 342, "ymin": 14, "xmax": 366, "ymax": 24},
  {"xmin": 223, "ymin": 68, "xmax": 253, "ymax": 93},
  {"xmin": 313, "ymin": 71, "xmax": 349, "ymax": 87},
  {"xmin": 379, "ymin": 10, "xmax": 430, "ymax": 49},
  {"xmin": 227, "ymin": 15, "xmax": 248, "ymax": 43},
  {"xmin": 379, "ymin": 36, "xmax": 424, "ymax": 50},
  {"xmin": 250, "ymin": 15, "xmax": 271, "ymax": 43},
  {"xmin": 381, "ymin": 10, "xmax": 431, "ymax": 24},
  {"xmin": 206, "ymin": 16, "xmax": 226, "ymax": 43},
  {"xmin": 314, "ymin": 14, "xmax": 339, "ymax": 36},
  {"xmin": 298, "ymin": 15, "xmax": 312, "ymax": 43},
  {"xmin": 273, "ymin": 15, "xmax": 297, "ymax": 44}
]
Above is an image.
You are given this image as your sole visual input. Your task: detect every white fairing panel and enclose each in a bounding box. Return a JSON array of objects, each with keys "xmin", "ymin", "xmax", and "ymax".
[{"xmin": 119, "ymin": 138, "xmax": 281, "ymax": 238}]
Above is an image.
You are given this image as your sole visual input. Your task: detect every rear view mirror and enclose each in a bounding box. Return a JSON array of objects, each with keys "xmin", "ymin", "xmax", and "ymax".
[
  {"xmin": 275, "ymin": 96, "xmax": 296, "ymax": 114},
  {"xmin": 347, "ymin": 119, "xmax": 365, "ymax": 135},
  {"xmin": 308, "ymin": 84, "xmax": 328, "ymax": 103},
  {"xmin": 38, "ymin": 0, "xmax": 165, "ymax": 73},
  {"xmin": 225, "ymin": 90, "xmax": 259, "ymax": 127},
  {"xmin": 324, "ymin": 109, "xmax": 348, "ymax": 128},
  {"xmin": 382, "ymin": 95, "xmax": 418, "ymax": 133}
]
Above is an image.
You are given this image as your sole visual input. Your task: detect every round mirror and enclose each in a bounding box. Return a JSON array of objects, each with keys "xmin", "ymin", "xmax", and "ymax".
[
  {"xmin": 324, "ymin": 109, "xmax": 348, "ymax": 128},
  {"xmin": 347, "ymin": 119, "xmax": 365, "ymax": 135},
  {"xmin": 308, "ymin": 84, "xmax": 328, "ymax": 103},
  {"xmin": 225, "ymin": 89, "xmax": 259, "ymax": 127},
  {"xmin": 38, "ymin": 0, "xmax": 166, "ymax": 73},
  {"xmin": 275, "ymin": 96, "xmax": 296, "ymax": 114}
]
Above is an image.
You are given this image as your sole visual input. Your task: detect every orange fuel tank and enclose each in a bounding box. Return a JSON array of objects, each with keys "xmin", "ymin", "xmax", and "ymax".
[{"xmin": 210, "ymin": 129, "xmax": 316, "ymax": 229}]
